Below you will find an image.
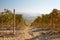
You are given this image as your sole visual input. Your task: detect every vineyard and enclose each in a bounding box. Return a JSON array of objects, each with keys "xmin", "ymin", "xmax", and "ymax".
[{"xmin": 0, "ymin": 9, "xmax": 60, "ymax": 40}]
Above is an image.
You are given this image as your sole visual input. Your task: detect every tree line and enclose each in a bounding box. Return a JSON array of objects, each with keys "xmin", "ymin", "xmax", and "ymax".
[
  {"xmin": 0, "ymin": 9, "xmax": 60, "ymax": 29},
  {"xmin": 31, "ymin": 9, "xmax": 60, "ymax": 29},
  {"xmin": 0, "ymin": 9, "xmax": 26, "ymax": 27}
]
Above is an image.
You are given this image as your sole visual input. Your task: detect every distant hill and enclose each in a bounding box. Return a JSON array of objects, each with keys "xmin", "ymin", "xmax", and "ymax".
[{"xmin": 19, "ymin": 12, "xmax": 41, "ymax": 24}]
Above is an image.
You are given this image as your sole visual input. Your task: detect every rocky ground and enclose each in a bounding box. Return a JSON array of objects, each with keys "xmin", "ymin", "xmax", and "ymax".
[{"xmin": 0, "ymin": 26, "xmax": 60, "ymax": 40}]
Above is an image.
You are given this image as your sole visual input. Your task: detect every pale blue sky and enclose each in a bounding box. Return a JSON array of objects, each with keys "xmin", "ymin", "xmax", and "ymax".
[{"xmin": 0, "ymin": 0, "xmax": 60, "ymax": 14}]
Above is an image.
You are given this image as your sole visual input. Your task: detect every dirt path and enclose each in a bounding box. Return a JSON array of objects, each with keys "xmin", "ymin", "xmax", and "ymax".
[{"xmin": 0, "ymin": 26, "xmax": 60, "ymax": 40}]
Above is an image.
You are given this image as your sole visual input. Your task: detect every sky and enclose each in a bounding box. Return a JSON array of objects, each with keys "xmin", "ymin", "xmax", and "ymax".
[{"xmin": 0, "ymin": 0, "xmax": 60, "ymax": 15}]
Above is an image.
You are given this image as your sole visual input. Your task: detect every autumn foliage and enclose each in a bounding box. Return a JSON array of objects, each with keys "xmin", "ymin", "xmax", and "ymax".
[{"xmin": 31, "ymin": 9, "xmax": 60, "ymax": 29}]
